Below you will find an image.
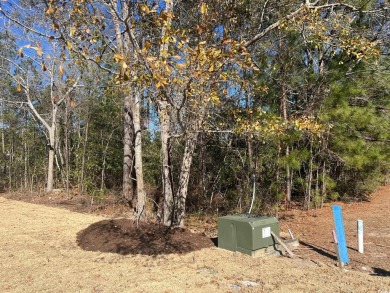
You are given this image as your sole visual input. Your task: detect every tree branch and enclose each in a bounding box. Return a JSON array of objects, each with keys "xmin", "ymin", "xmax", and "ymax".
[
  {"xmin": 0, "ymin": 7, "xmax": 60, "ymax": 40},
  {"xmin": 363, "ymin": 136, "xmax": 390, "ymax": 143},
  {"xmin": 56, "ymin": 76, "xmax": 81, "ymax": 105},
  {"xmin": 244, "ymin": 2, "xmax": 387, "ymax": 48},
  {"xmin": 0, "ymin": 98, "xmax": 27, "ymax": 106},
  {"xmin": 244, "ymin": 6, "xmax": 305, "ymax": 48},
  {"xmin": 24, "ymin": 79, "xmax": 51, "ymax": 132}
]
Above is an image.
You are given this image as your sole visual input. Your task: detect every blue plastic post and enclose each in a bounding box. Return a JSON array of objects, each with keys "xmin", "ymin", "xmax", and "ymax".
[{"xmin": 332, "ymin": 205, "xmax": 349, "ymax": 264}]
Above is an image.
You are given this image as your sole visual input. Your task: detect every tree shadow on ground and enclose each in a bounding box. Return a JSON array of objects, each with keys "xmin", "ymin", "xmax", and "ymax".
[
  {"xmin": 371, "ymin": 268, "xmax": 390, "ymax": 277},
  {"xmin": 77, "ymin": 219, "xmax": 214, "ymax": 256},
  {"xmin": 299, "ymin": 241, "xmax": 338, "ymax": 261}
]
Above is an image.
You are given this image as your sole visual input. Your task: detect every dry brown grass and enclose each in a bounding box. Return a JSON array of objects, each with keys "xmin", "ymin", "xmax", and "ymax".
[{"xmin": 1, "ymin": 196, "xmax": 390, "ymax": 292}]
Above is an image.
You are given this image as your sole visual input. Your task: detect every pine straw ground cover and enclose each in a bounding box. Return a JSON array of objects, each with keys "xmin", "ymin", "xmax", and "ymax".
[{"xmin": 1, "ymin": 187, "xmax": 390, "ymax": 292}]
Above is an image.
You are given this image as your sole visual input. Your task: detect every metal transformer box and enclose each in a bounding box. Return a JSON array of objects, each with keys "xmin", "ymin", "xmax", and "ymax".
[{"xmin": 218, "ymin": 215, "xmax": 280, "ymax": 255}]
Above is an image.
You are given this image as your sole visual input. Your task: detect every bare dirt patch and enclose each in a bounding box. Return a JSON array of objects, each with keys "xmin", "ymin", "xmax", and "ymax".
[
  {"xmin": 279, "ymin": 185, "xmax": 390, "ymax": 276},
  {"xmin": 1, "ymin": 190, "xmax": 133, "ymax": 217}
]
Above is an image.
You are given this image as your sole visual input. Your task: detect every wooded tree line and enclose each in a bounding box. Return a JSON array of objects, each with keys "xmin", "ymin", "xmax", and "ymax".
[{"xmin": 0, "ymin": 0, "xmax": 389, "ymax": 226}]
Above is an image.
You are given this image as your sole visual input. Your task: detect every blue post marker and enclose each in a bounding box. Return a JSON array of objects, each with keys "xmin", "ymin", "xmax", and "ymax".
[{"xmin": 332, "ymin": 205, "xmax": 349, "ymax": 264}]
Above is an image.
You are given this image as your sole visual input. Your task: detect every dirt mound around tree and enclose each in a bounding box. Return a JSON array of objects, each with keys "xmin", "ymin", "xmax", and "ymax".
[{"xmin": 77, "ymin": 219, "xmax": 215, "ymax": 255}]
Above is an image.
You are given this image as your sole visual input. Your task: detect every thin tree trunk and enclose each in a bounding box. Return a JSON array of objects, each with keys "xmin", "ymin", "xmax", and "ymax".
[
  {"xmin": 276, "ymin": 143, "xmax": 281, "ymax": 191},
  {"xmin": 100, "ymin": 133, "xmax": 106, "ymax": 191},
  {"xmin": 159, "ymin": 100, "xmax": 174, "ymax": 226},
  {"xmin": 199, "ymin": 133, "xmax": 205, "ymax": 200},
  {"xmin": 47, "ymin": 148, "xmax": 55, "ymax": 192},
  {"xmin": 46, "ymin": 99, "xmax": 59, "ymax": 193},
  {"xmin": 321, "ymin": 161, "xmax": 326, "ymax": 208},
  {"xmin": 23, "ymin": 111, "xmax": 28, "ymax": 190},
  {"xmin": 247, "ymin": 135, "xmax": 258, "ymax": 211},
  {"xmin": 1, "ymin": 101, "xmax": 4, "ymax": 154},
  {"xmin": 176, "ymin": 131, "xmax": 199, "ymax": 227},
  {"xmin": 123, "ymin": 95, "xmax": 135, "ymax": 205},
  {"xmin": 285, "ymin": 146, "xmax": 291, "ymax": 206},
  {"xmin": 306, "ymin": 142, "xmax": 313, "ymax": 210},
  {"xmin": 111, "ymin": 5, "xmax": 144, "ymax": 209},
  {"xmin": 24, "ymin": 79, "xmax": 60, "ymax": 193},
  {"xmin": 8, "ymin": 134, "xmax": 13, "ymax": 191},
  {"xmin": 1, "ymin": 102, "xmax": 5, "ymax": 191},
  {"xmin": 24, "ymin": 141, "xmax": 28, "ymax": 190},
  {"xmin": 175, "ymin": 95, "xmax": 208, "ymax": 226},
  {"xmin": 278, "ymin": 36, "xmax": 291, "ymax": 206},
  {"xmin": 47, "ymin": 126, "xmax": 55, "ymax": 193},
  {"xmin": 144, "ymin": 95, "xmax": 150, "ymax": 132},
  {"xmin": 79, "ymin": 117, "xmax": 89, "ymax": 195},
  {"xmin": 315, "ymin": 165, "xmax": 319, "ymax": 209},
  {"xmin": 133, "ymin": 90, "xmax": 146, "ymax": 222},
  {"xmin": 65, "ymin": 99, "xmax": 70, "ymax": 198},
  {"xmin": 110, "ymin": 6, "xmax": 134, "ymax": 204},
  {"xmin": 100, "ymin": 129, "xmax": 116, "ymax": 191}
]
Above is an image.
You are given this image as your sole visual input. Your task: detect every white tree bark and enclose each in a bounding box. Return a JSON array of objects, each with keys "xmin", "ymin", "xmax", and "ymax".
[
  {"xmin": 158, "ymin": 0, "xmax": 175, "ymax": 226},
  {"xmin": 24, "ymin": 75, "xmax": 78, "ymax": 193},
  {"xmin": 123, "ymin": 95, "xmax": 135, "ymax": 204},
  {"xmin": 133, "ymin": 90, "xmax": 146, "ymax": 221},
  {"xmin": 158, "ymin": 100, "xmax": 174, "ymax": 226},
  {"xmin": 176, "ymin": 130, "xmax": 199, "ymax": 227}
]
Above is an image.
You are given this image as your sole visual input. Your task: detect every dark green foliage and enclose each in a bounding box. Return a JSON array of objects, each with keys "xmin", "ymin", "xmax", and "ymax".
[{"xmin": 319, "ymin": 59, "xmax": 390, "ymax": 197}]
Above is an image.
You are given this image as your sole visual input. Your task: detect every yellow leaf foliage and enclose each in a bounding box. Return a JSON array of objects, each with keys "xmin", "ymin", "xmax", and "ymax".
[{"xmin": 200, "ymin": 3, "xmax": 207, "ymax": 15}]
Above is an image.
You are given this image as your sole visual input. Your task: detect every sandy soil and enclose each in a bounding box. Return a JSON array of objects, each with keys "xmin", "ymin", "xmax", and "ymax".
[
  {"xmin": 280, "ymin": 185, "xmax": 390, "ymax": 275},
  {"xmin": 1, "ymin": 189, "xmax": 390, "ymax": 292}
]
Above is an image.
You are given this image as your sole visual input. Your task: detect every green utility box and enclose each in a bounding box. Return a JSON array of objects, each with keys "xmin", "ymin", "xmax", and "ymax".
[{"xmin": 218, "ymin": 215, "xmax": 280, "ymax": 256}]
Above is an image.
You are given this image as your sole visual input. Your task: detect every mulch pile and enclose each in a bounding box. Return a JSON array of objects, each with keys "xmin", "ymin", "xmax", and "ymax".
[{"xmin": 77, "ymin": 219, "xmax": 215, "ymax": 256}]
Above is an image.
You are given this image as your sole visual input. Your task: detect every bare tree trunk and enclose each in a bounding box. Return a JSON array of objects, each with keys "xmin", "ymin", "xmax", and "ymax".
[
  {"xmin": 79, "ymin": 117, "xmax": 89, "ymax": 195},
  {"xmin": 285, "ymin": 146, "xmax": 291, "ymax": 205},
  {"xmin": 175, "ymin": 94, "xmax": 208, "ymax": 226},
  {"xmin": 199, "ymin": 133, "xmax": 205, "ymax": 200},
  {"xmin": 247, "ymin": 134, "xmax": 258, "ymax": 212},
  {"xmin": 47, "ymin": 126, "xmax": 55, "ymax": 193},
  {"xmin": 278, "ymin": 35, "xmax": 292, "ymax": 207},
  {"xmin": 100, "ymin": 144, "xmax": 106, "ymax": 191},
  {"xmin": 276, "ymin": 143, "xmax": 280, "ymax": 190},
  {"xmin": 1, "ymin": 101, "xmax": 4, "ymax": 154},
  {"xmin": 156, "ymin": 0, "xmax": 176, "ymax": 226},
  {"xmin": 246, "ymin": 84, "xmax": 256, "ymax": 208},
  {"xmin": 110, "ymin": 6, "xmax": 145, "ymax": 211},
  {"xmin": 133, "ymin": 90, "xmax": 147, "ymax": 221},
  {"xmin": 24, "ymin": 141, "xmax": 28, "ymax": 190},
  {"xmin": 144, "ymin": 95, "xmax": 150, "ymax": 132},
  {"xmin": 306, "ymin": 142, "xmax": 313, "ymax": 210},
  {"xmin": 315, "ymin": 165, "xmax": 320, "ymax": 209},
  {"xmin": 123, "ymin": 95, "xmax": 135, "ymax": 205},
  {"xmin": 321, "ymin": 161, "xmax": 326, "ymax": 208},
  {"xmin": 110, "ymin": 7, "xmax": 135, "ymax": 205},
  {"xmin": 65, "ymin": 99, "xmax": 70, "ymax": 198},
  {"xmin": 1, "ymin": 102, "xmax": 5, "ymax": 191},
  {"xmin": 45, "ymin": 99, "xmax": 59, "ymax": 193},
  {"xmin": 25, "ymin": 77, "xmax": 77, "ymax": 193},
  {"xmin": 176, "ymin": 131, "xmax": 199, "ymax": 227},
  {"xmin": 159, "ymin": 100, "xmax": 174, "ymax": 226},
  {"xmin": 8, "ymin": 134, "xmax": 13, "ymax": 191},
  {"xmin": 23, "ymin": 111, "xmax": 28, "ymax": 190}
]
